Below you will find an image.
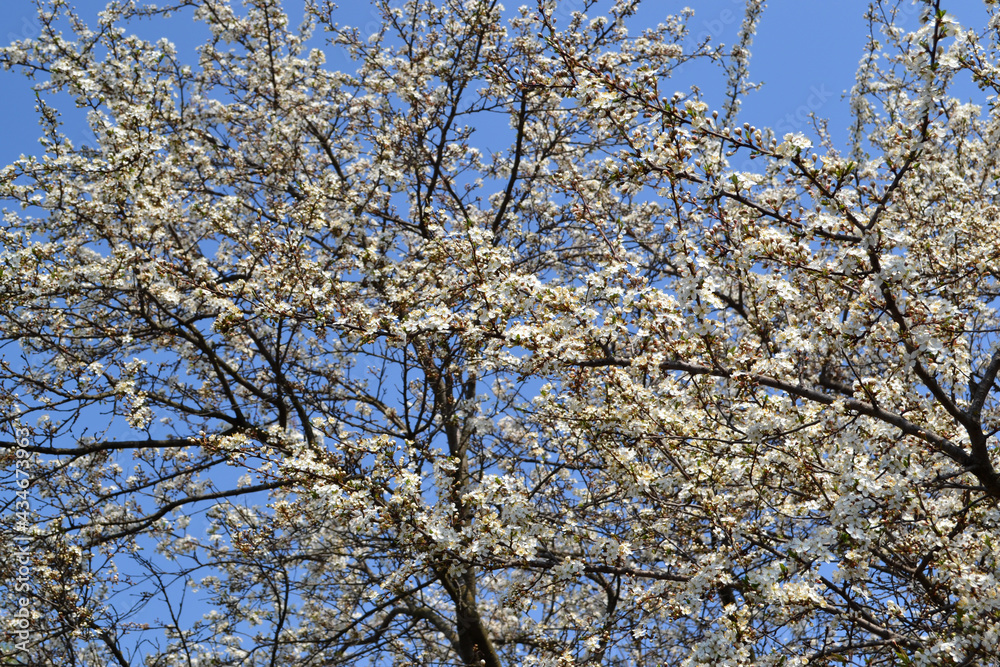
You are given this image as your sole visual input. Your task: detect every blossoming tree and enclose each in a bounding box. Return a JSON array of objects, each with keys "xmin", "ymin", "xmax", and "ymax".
[{"xmin": 3, "ymin": 0, "xmax": 1000, "ymax": 665}]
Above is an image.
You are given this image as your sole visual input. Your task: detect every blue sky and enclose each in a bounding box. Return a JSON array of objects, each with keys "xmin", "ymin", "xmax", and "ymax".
[{"xmin": 0, "ymin": 1, "xmax": 890, "ymax": 167}]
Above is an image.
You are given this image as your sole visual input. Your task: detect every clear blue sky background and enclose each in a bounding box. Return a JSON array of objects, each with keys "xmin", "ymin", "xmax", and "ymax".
[{"xmin": 0, "ymin": 1, "xmax": 903, "ymax": 168}]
